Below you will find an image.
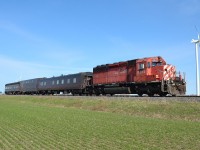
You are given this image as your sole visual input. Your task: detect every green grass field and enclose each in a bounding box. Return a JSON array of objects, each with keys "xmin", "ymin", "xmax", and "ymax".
[{"xmin": 0, "ymin": 96, "xmax": 200, "ymax": 149}]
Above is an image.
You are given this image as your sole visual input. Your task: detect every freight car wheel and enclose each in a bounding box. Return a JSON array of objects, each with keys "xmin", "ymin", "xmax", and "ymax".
[
  {"xmin": 138, "ymin": 93, "xmax": 143, "ymax": 97},
  {"xmin": 160, "ymin": 92, "xmax": 167, "ymax": 97}
]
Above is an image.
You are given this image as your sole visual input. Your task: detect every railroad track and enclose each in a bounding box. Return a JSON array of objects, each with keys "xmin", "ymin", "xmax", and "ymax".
[
  {"xmin": 49, "ymin": 94, "xmax": 200, "ymax": 102},
  {"xmin": 3, "ymin": 94, "xmax": 200, "ymax": 102}
]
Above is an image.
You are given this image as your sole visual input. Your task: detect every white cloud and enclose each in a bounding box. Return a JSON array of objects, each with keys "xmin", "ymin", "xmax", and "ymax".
[
  {"xmin": 0, "ymin": 55, "xmax": 65, "ymax": 78},
  {"xmin": 0, "ymin": 20, "xmax": 89, "ymax": 71},
  {"xmin": 0, "ymin": 20, "xmax": 45, "ymax": 42}
]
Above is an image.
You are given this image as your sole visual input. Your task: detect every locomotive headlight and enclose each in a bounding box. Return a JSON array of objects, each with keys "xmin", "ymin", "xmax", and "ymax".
[{"xmin": 156, "ymin": 75, "xmax": 159, "ymax": 78}]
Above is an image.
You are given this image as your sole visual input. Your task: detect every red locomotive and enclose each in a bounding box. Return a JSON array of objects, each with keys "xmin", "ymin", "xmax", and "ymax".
[
  {"xmin": 5, "ymin": 56, "xmax": 186, "ymax": 96},
  {"xmin": 93, "ymin": 56, "xmax": 186, "ymax": 96}
]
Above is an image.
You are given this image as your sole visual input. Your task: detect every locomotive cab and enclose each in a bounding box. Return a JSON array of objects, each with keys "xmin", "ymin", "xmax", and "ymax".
[
  {"xmin": 134, "ymin": 56, "xmax": 186, "ymax": 96},
  {"xmin": 135, "ymin": 56, "xmax": 166, "ymax": 82}
]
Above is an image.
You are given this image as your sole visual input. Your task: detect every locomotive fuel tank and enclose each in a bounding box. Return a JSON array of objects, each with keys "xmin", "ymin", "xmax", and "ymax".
[{"xmin": 104, "ymin": 87, "xmax": 131, "ymax": 94}]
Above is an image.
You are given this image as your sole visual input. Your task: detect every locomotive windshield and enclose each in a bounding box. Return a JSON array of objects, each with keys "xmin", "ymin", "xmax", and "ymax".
[{"xmin": 152, "ymin": 62, "xmax": 162, "ymax": 67}]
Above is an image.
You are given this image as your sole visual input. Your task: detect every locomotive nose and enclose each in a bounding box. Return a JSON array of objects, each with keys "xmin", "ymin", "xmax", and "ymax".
[{"xmin": 163, "ymin": 65, "xmax": 176, "ymax": 80}]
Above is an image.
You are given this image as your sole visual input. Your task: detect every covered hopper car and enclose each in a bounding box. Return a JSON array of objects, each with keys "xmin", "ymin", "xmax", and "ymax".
[
  {"xmin": 20, "ymin": 78, "xmax": 42, "ymax": 95},
  {"xmin": 38, "ymin": 72, "xmax": 92, "ymax": 95},
  {"xmin": 5, "ymin": 82, "xmax": 21, "ymax": 95}
]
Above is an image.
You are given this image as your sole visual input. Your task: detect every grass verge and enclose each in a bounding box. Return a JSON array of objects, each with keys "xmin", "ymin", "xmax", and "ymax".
[{"xmin": 0, "ymin": 95, "xmax": 200, "ymax": 149}]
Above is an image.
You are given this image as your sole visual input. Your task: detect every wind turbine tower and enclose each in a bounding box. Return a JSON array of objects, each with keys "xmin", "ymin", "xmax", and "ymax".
[{"xmin": 192, "ymin": 33, "xmax": 200, "ymax": 96}]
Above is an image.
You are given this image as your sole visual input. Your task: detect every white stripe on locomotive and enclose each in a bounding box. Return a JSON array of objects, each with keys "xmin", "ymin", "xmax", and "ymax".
[{"xmin": 163, "ymin": 65, "xmax": 175, "ymax": 80}]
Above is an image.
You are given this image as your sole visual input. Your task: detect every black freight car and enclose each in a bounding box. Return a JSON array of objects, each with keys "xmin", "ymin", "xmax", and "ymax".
[
  {"xmin": 38, "ymin": 72, "xmax": 92, "ymax": 95},
  {"xmin": 5, "ymin": 82, "xmax": 21, "ymax": 95},
  {"xmin": 20, "ymin": 78, "xmax": 42, "ymax": 95}
]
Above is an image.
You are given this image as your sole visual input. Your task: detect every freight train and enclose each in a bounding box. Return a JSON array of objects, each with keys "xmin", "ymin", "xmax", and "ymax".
[{"xmin": 5, "ymin": 56, "xmax": 186, "ymax": 96}]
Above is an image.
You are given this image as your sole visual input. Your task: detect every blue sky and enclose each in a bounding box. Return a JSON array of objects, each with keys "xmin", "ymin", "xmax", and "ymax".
[{"xmin": 0, "ymin": 0, "xmax": 200, "ymax": 95}]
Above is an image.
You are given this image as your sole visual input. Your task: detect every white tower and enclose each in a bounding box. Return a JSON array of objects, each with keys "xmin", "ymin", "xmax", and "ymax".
[{"xmin": 191, "ymin": 34, "xmax": 200, "ymax": 96}]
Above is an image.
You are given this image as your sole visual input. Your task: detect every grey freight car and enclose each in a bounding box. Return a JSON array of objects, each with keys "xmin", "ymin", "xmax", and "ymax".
[
  {"xmin": 5, "ymin": 82, "xmax": 21, "ymax": 95},
  {"xmin": 20, "ymin": 78, "xmax": 43, "ymax": 94},
  {"xmin": 38, "ymin": 72, "xmax": 92, "ymax": 95}
]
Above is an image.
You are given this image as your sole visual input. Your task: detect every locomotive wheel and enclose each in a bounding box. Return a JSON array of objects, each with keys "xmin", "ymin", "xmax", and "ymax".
[
  {"xmin": 95, "ymin": 93, "xmax": 100, "ymax": 96},
  {"xmin": 148, "ymin": 93, "xmax": 154, "ymax": 97}
]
